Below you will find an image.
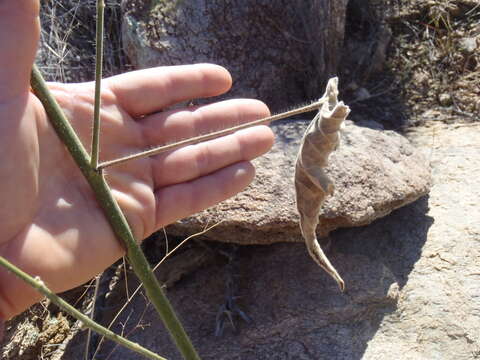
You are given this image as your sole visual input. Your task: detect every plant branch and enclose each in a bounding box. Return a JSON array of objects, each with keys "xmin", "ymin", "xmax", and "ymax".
[
  {"xmin": 0, "ymin": 256, "xmax": 166, "ymax": 360},
  {"xmin": 91, "ymin": 0, "xmax": 105, "ymax": 169},
  {"xmin": 85, "ymin": 274, "xmax": 101, "ymax": 360},
  {"xmin": 31, "ymin": 64, "xmax": 200, "ymax": 360},
  {"xmin": 93, "ymin": 221, "xmax": 223, "ymax": 358},
  {"xmin": 98, "ymin": 99, "xmax": 327, "ymax": 170}
]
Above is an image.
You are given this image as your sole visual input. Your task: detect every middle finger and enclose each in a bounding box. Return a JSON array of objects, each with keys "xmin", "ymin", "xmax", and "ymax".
[{"xmin": 140, "ymin": 99, "xmax": 273, "ymax": 187}]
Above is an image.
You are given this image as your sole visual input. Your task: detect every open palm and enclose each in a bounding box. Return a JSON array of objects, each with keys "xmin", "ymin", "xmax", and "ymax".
[{"xmin": 0, "ymin": 0, "xmax": 274, "ymax": 319}]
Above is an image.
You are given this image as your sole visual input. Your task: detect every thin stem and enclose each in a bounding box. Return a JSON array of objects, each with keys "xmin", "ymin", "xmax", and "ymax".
[
  {"xmin": 85, "ymin": 274, "xmax": 101, "ymax": 360},
  {"xmin": 91, "ymin": 0, "xmax": 105, "ymax": 169},
  {"xmin": 98, "ymin": 99, "xmax": 326, "ymax": 170},
  {"xmin": 31, "ymin": 65, "xmax": 200, "ymax": 360},
  {"xmin": 0, "ymin": 256, "xmax": 166, "ymax": 360},
  {"xmin": 93, "ymin": 221, "xmax": 223, "ymax": 358}
]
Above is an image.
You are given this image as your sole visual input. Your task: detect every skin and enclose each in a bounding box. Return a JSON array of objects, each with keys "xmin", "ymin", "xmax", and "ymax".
[{"xmin": 0, "ymin": 0, "xmax": 274, "ymax": 319}]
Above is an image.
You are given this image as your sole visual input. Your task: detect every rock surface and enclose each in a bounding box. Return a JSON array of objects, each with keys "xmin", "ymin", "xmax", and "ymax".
[
  {"xmin": 167, "ymin": 119, "xmax": 432, "ymax": 244},
  {"xmin": 121, "ymin": 0, "xmax": 432, "ymax": 245},
  {"xmin": 121, "ymin": 0, "xmax": 348, "ymax": 112},
  {"xmin": 60, "ymin": 122, "xmax": 480, "ymax": 360}
]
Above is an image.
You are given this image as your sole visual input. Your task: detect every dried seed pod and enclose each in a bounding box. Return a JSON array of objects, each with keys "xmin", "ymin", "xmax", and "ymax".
[{"xmin": 294, "ymin": 77, "xmax": 350, "ymax": 291}]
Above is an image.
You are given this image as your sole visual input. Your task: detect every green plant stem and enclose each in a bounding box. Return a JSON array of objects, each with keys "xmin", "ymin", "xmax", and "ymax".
[
  {"xmin": 85, "ymin": 274, "xmax": 101, "ymax": 360},
  {"xmin": 0, "ymin": 256, "xmax": 166, "ymax": 360},
  {"xmin": 98, "ymin": 98, "xmax": 327, "ymax": 170},
  {"xmin": 31, "ymin": 64, "xmax": 200, "ymax": 360},
  {"xmin": 86, "ymin": 2, "xmax": 105, "ymax": 355},
  {"xmin": 93, "ymin": 222, "xmax": 223, "ymax": 358},
  {"xmin": 91, "ymin": 0, "xmax": 105, "ymax": 169}
]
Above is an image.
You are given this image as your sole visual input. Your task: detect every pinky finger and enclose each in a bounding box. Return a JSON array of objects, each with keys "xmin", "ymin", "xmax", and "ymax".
[{"xmin": 154, "ymin": 162, "xmax": 255, "ymax": 227}]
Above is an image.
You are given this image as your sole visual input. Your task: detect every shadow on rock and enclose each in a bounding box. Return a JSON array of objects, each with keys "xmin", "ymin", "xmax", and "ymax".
[
  {"xmin": 63, "ymin": 197, "xmax": 431, "ymax": 359},
  {"xmin": 334, "ymin": 195, "xmax": 433, "ymax": 289}
]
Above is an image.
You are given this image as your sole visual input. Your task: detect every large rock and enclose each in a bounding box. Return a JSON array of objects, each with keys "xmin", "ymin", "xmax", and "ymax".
[
  {"xmin": 166, "ymin": 120, "xmax": 432, "ymax": 244},
  {"xmin": 60, "ymin": 122, "xmax": 480, "ymax": 360},
  {"xmin": 121, "ymin": 0, "xmax": 348, "ymax": 112},
  {"xmin": 120, "ymin": 1, "xmax": 431, "ymax": 244},
  {"xmin": 65, "ymin": 245, "xmax": 402, "ymax": 360}
]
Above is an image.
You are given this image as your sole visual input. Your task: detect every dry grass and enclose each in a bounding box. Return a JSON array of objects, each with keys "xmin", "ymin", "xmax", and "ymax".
[
  {"xmin": 341, "ymin": 0, "xmax": 479, "ymax": 129},
  {"xmin": 387, "ymin": 0, "xmax": 480, "ymax": 120},
  {"xmin": 37, "ymin": 0, "xmax": 130, "ymax": 83}
]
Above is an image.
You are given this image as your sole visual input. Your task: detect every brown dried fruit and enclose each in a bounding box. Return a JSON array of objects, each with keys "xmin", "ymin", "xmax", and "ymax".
[{"xmin": 294, "ymin": 77, "xmax": 350, "ymax": 291}]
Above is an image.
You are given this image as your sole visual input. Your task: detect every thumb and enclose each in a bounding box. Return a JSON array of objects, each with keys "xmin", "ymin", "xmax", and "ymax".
[{"xmin": 0, "ymin": 0, "xmax": 40, "ymax": 102}]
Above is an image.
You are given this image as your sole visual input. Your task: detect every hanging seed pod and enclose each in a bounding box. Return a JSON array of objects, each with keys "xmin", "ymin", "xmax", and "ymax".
[{"xmin": 294, "ymin": 77, "xmax": 350, "ymax": 291}]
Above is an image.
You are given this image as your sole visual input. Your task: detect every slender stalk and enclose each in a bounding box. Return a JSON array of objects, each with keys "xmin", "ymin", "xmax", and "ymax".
[
  {"xmin": 31, "ymin": 64, "xmax": 200, "ymax": 360},
  {"xmin": 93, "ymin": 222, "xmax": 223, "ymax": 358},
  {"xmin": 85, "ymin": 2, "xmax": 106, "ymax": 352},
  {"xmin": 98, "ymin": 99, "xmax": 327, "ymax": 170},
  {"xmin": 0, "ymin": 256, "xmax": 166, "ymax": 360},
  {"xmin": 85, "ymin": 274, "xmax": 101, "ymax": 360},
  {"xmin": 91, "ymin": 0, "xmax": 105, "ymax": 169}
]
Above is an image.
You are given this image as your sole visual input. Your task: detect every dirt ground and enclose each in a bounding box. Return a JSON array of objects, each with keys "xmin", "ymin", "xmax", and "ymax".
[
  {"xmin": 1, "ymin": 0, "xmax": 479, "ymax": 359},
  {"xmin": 341, "ymin": 0, "xmax": 479, "ymax": 129}
]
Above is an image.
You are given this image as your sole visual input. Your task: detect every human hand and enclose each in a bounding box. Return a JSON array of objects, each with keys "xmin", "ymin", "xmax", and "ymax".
[{"xmin": 0, "ymin": 0, "xmax": 274, "ymax": 319}]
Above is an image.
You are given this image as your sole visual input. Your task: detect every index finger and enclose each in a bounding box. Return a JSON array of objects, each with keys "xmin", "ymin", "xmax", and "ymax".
[
  {"xmin": 0, "ymin": 0, "xmax": 40, "ymax": 102},
  {"xmin": 105, "ymin": 64, "xmax": 232, "ymax": 117}
]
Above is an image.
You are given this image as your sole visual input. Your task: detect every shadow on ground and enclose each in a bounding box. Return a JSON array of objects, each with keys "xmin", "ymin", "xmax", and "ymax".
[{"xmin": 63, "ymin": 196, "xmax": 432, "ymax": 360}]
